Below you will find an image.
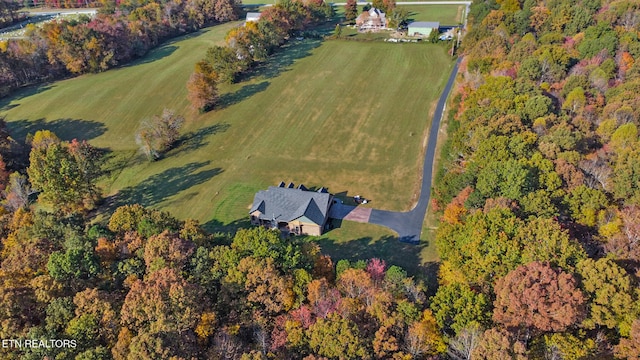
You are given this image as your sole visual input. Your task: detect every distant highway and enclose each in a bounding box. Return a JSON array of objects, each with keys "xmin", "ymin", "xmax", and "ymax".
[
  {"xmin": 0, "ymin": 8, "xmax": 98, "ymax": 39},
  {"xmin": 28, "ymin": 8, "xmax": 98, "ymax": 16},
  {"xmin": 332, "ymin": 1, "xmax": 471, "ymax": 4},
  {"xmin": 257, "ymin": 1, "xmax": 473, "ymax": 6}
]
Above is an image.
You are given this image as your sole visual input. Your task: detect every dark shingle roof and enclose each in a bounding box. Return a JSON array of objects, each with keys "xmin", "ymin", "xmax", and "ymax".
[{"xmin": 249, "ymin": 186, "xmax": 332, "ymax": 226}]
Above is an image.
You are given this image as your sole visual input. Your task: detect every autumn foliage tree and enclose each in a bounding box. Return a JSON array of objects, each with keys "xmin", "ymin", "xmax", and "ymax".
[
  {"xmin": 493, "ymin": 262, "xmax": 585, "ymax": 332},
  {"xmin": 120, "ymin": 267, "xmax": 206, "ymax": 335},
  {"xmin": 213, "ymin": 0, "xmax": 240, "ymax": 22},
  {"xmin": 337, "ymin": 268, "xmax": 373, "ymax": 299},
  {"xmin": 70, "ymin": 288, "xmax": 119, "ymax": 349},
  {"xmin": 344, "ymin": 0, "xmax": 357, "ymax": 22},
  {"xmin": 235, "ymin": 256, "xmax": 295, "ymax": 315},
  {"xmin": 472, "ymin": 328, "xmax": 527, "ymax": 360},
  {"xmin": 404, "ymin": 309, "xmax": 446, "ymax": 357},
  {"xmin": 446, "ymin": 325, "xmax": 481, "ymax": 360},
  {"xmin": 27, "ymin": 130, "xmax": 102, "ymax": 213},
  {"xmin": 3, "ymin": 172, "xmax": 31, "ymax": 211},
  {"xmin": 605, "ymin": 206, "xmax": 640, "ymax": 261},
  {"xmin": 576, "ymin": 258, "xmax": 637, "ymax": 335},
  {"xmin": 307, "ymin": 313, "xmax": 367, "ymax": 360},
  {"xmin": 616, "ymin": 319, "xmax": 640, "ymax": 360},
  {"xmin": 429, "ymin": 282, "xmax": 491, "ymax": 336},
  {"xmin": 143, "ymin": 230, "xmax": 195, "ymax": 273},
  {"xmin": 436, "ymin": 207, "xmax": 523, "ymax": 286},
  {"xmin": 187, "ymin": 61, "xmax": 219, "ymax": 112},
  {"xmin": 107, "ymin": 203, "xmax": 180, "ymax": 236}
]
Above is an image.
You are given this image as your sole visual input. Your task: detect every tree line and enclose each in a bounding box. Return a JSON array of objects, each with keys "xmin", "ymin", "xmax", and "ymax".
[
  {"xmin": 187, "ymin": 0, "xmax": 333, "ymax": 112},
  {"xmin": 431, "ymin": 0, "xmax": 640, "ymax": 357},
  {"xmin": 0, "ymin": 0, "xmax": 240, "ymax": 97},
  {"xmin": 0, "ymin": 202, "xmax": 445, "ymax": 359}
]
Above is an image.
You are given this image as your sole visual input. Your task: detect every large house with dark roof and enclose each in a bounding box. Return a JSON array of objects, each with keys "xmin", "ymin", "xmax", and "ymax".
[{"xmin": 249, "ymin": 183, "xmax": 333, "ymax": 236}]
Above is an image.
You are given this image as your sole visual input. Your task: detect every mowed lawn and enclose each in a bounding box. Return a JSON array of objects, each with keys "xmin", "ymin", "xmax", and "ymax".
[
  {"xmin": 3, "ymin": 23, "xmax": 239, "ymax": 149},
  {"xmin": 2, "ymin": 23, "xmax": 452, "ymax": 262},
  {"xmin": 316, "ymin": 221, "xmax": 439, "ymax": 275},
  {"xmin": 404, "ymin": 4, "xmax": 463, "ymax": 25}
]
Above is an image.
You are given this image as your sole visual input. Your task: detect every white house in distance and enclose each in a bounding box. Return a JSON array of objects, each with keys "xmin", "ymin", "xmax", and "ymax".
[
  {"xmin": 356, "ymin": 7, "xmax": 387, "ymax": 31},
  {"xmin": 245, "ymin": 12, "xmax": 261, "ymax": 23},
  {"xmin": 407, "ymin": 21, "xmax": 440, "ymax": 37}
]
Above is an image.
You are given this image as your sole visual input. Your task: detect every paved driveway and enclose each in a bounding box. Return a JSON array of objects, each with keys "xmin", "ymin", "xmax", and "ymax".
[
  {"xmin": 348, "ymin": 57, "xmax": 462, "ymax": 243},
  {"xmin": 329, "ymin": 203, "xmax": 371, "ymax": 223}
]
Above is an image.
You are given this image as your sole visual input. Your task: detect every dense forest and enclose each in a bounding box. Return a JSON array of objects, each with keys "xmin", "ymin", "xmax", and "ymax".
[
  {"xmin": 431, "ymin": 0, "xmax": 640, "ymax": 357},
  {"xmin": 0, "ymin": 0, "xmax": 240, "ymax": 97},
  {"xmin": 1, "ymin": 0, "xmax": 640, "ymax": 357}
]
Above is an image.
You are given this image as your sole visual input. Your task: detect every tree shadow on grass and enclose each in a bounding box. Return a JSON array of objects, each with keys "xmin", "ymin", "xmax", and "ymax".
[
  {"xmin": 203, "ymin": 37, "xmax": 323, "ymax": 113},
  {"xmin": 121, "ymin": 29, "xmax": 209, "ymax": 68},
  {"xmin": 203, "ymin": 217, "xmax": 253, "ymax": 236},
  {"xmin": 238, "ymin": 38, "xmax": 324, "ymax": 82},
  {"xmin": 104, "ymin": 161, "xmax": 223, "ymax": 212},
  {"xmin": 142, "ymin": 45, "xmax": 178, "ymax": 63},
  {"xmin": 315, "ymin": 234, "xmax": 438, "ymax": 284},
  {"xmin": 7, "ymin": 118, "xmax": 107, "ymax": 143},
  {"xmin": 123, "ymin": 45, "xmax": 179, "ymax": 68},
  {"xmin": 216, "ymin": 81, "xmax": 270, "ymax": 110},
  {"xmin": 170, "ymin": 122, "xmax": 231, "ymax": 155},
  {"xmin": 0, "ymin": 84, "xmax": 55, "ymax": 112},
  {"xmin": 406, "ymin": 11, "xmax": 421, "ymax": 24}
]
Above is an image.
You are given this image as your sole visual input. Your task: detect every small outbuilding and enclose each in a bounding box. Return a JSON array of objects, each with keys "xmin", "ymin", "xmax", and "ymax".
[
  {"xmin": 245, "ymin": 12, "xmax": 261, "ymax": 23},
  {"xmin": 407, "ymin": 21, "xmax": 440, "ymax": 37}
]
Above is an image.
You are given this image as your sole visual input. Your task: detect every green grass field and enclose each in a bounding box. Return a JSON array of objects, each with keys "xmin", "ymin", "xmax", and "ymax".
[
  {"xmin": 318, "ymin": 221, "xmax": 439, "ymax": 274},
  {"xmin": 403, "ymin": 4, "xmax": 462, "ymax": 24},
  {"xmin": 1, "ymin": 22, "xmax": 452, "ymax": 272}
]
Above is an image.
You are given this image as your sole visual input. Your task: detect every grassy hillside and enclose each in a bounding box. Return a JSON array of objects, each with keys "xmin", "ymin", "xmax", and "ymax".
[
  {"xmin": 2, "ymin": 22, "xmax": 452, "ymax": 267},
  {"xmin": 3, "ymin": 23, "xmax": 237, "ymax": 150}
]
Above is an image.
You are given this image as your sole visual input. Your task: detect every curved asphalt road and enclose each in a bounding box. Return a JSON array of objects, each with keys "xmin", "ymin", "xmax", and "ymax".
[{"xmin": 367, "ymin": 57, "xmax": 462, "ymax": 244}]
